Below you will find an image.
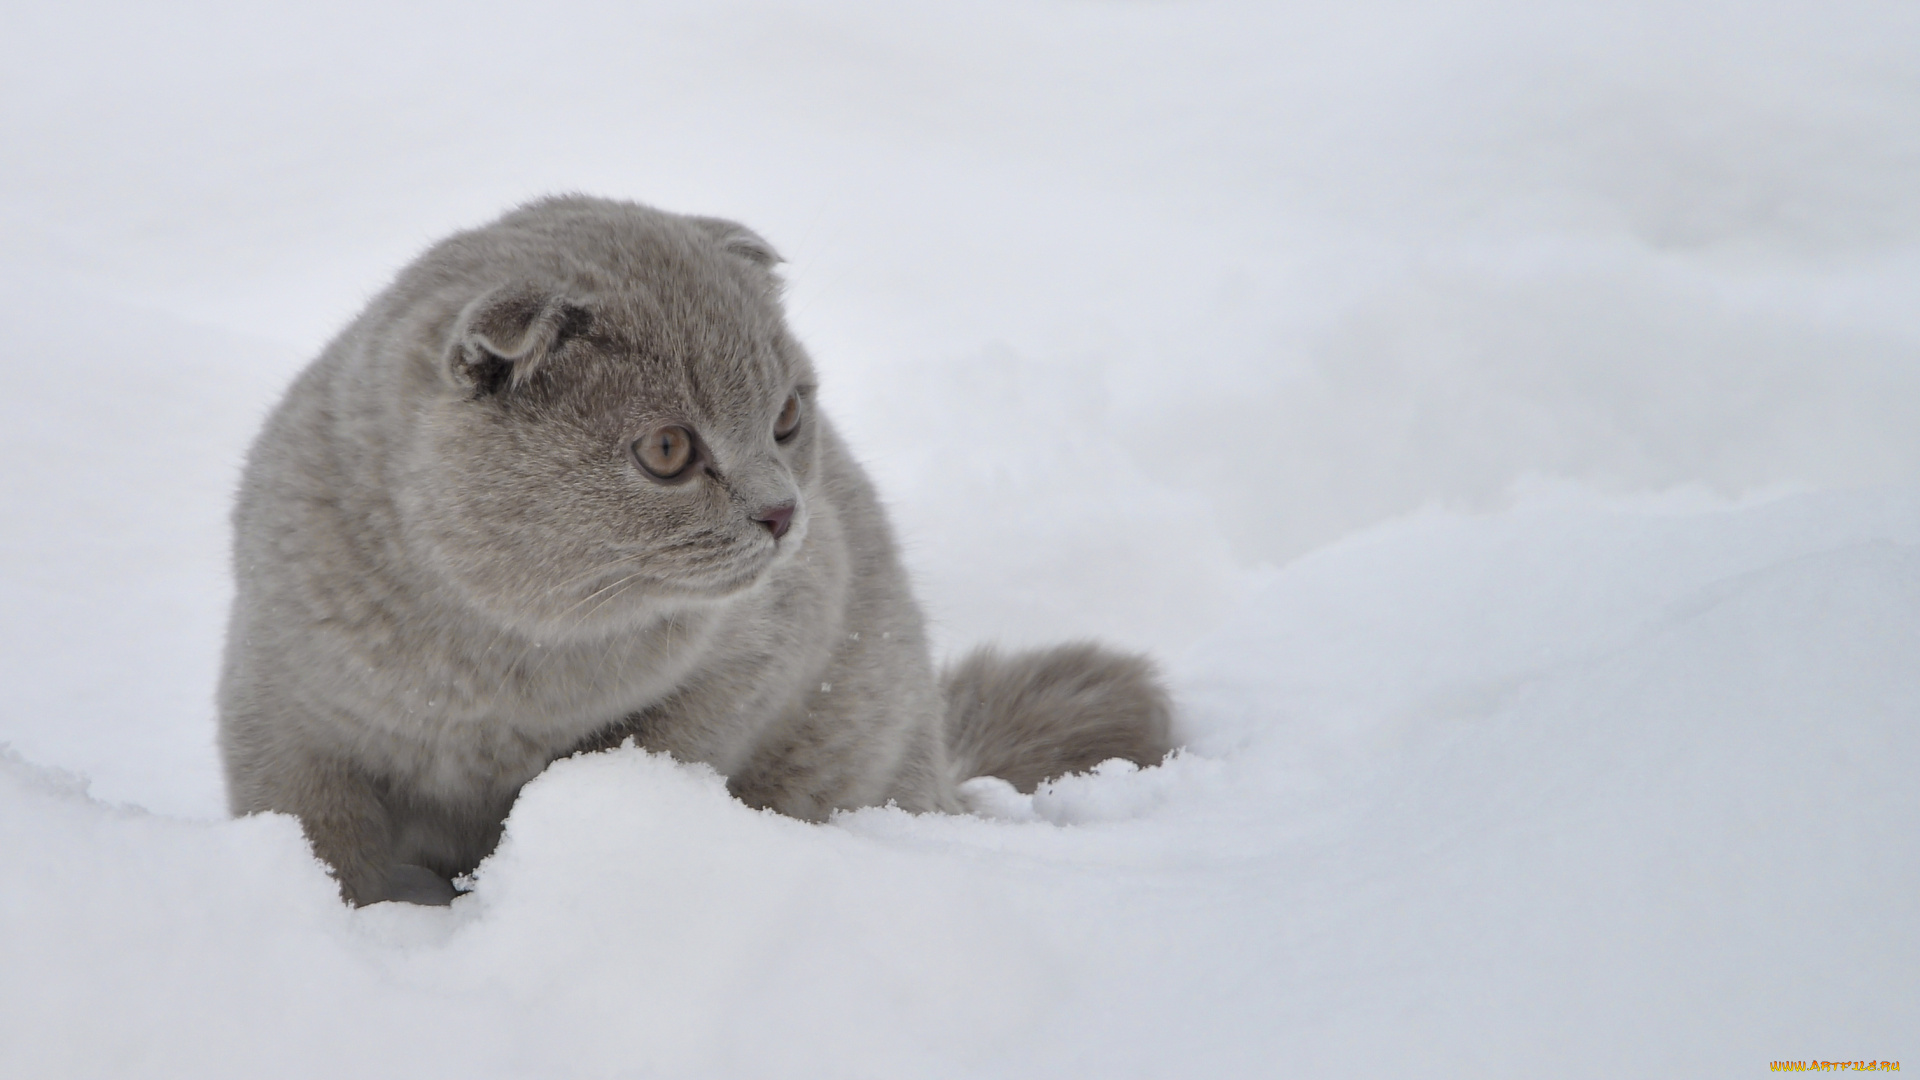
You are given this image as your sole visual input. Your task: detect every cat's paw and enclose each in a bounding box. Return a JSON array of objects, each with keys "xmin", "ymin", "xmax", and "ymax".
[{"xmin": 377, "ymin": 863, "xmax": 459, "ymax": 906}]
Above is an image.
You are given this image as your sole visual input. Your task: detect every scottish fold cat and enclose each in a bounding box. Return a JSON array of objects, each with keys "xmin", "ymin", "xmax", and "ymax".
[{"xmin": 218, "ymin": 196, "xmax": 1171, "ymax": 905}]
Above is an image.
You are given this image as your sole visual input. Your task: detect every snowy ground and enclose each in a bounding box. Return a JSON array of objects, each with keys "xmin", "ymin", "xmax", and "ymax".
[{"xmin": 2, "ymin": 2, "xmax": 1916, "ymax": 1076}]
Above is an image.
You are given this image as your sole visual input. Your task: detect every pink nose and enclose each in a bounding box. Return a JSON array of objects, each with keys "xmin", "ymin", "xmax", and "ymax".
[{"xmin": 753, "ymin": 502, "xmax": 795, "ymax": 539}]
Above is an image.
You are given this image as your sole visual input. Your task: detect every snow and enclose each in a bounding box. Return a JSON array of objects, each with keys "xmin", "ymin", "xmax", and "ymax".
[{"xmin": 2, "ymin": 1, "xmax": 1916, "ymax": 1075}]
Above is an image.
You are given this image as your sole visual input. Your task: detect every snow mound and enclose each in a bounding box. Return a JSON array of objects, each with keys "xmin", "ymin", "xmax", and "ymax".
[{"xmin": 4, "ymin": 488, "xmax": 1914, "ymax": 1077}]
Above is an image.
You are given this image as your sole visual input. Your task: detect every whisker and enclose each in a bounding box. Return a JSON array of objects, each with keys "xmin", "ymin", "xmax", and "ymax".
[
  {"xmin": 517, "ymin": 568, "xmax": 662, "ymax": 722},
  {"xmin": 470, "ymin": 551, "xmax": 655, "ymax": 684},
  {"xmin": 501, "ymin": 566, "xmax": 653, "ymax": 689}
]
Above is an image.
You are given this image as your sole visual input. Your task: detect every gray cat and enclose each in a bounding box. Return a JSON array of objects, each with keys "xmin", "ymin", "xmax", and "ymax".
[{"xmin": 218, "ymin": 196, "xmax": 1171, "ymax": 906}]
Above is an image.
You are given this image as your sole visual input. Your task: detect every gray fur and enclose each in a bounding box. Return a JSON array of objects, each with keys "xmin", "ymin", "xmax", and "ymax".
[
  {"xmin": 943, "ymin": 644, "xmax": 1173, "ymax": 793},
  {"xmin": 218, "ymin": 195, "xmax": 1172, "ymax": 906}
]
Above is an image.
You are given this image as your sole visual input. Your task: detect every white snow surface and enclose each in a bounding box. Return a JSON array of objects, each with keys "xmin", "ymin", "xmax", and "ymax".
[{"xmin": 2, "ymin": 1, "xmax": 1916, "ymax": 1076}]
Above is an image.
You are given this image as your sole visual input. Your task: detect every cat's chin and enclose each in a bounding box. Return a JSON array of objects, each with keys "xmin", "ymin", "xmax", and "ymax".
[
  {"xmin": 630, "ymin": 551, "xmax": 784, "ymax": 605},
  {"xmin": 697, "ymin": 552, "xmax": 787, "ymax": 597},
  {"xmin": 698, "ymin": 523, "xmax": 808, "ymax": 593},
  {"xmin": 478, "ymin": 522, "xmax": 805, "ymax": 633}
]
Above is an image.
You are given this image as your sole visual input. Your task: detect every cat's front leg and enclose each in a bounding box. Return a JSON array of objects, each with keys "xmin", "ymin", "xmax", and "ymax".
[
  {"xmin": 229, "ymin": 742, "xmax": 424, "ymax": 906},
  {"xmin": 378, "ymin": 863, "xmax": 459, "ymax": 905}
]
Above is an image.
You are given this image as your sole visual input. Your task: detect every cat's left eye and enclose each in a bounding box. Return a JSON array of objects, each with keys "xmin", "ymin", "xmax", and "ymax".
[
  {"xmin": 774, "ymin": 394, "xmax": 802, "ymax": 442},
  {"xmin": 634, "ymin": 425, "xmax": 695, "ymax": 480}
]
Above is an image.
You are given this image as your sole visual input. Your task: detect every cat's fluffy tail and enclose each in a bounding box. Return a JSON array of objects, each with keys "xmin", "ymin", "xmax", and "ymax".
[{"xmin": 942, "ymin": 642, "xmax": 1174, "ymax": 792}]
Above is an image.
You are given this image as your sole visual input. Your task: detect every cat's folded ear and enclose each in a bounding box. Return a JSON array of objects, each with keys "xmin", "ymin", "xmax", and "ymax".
[
  {"xmin": 448, "ymin": 283, "xmax": 594, "ymax": 396},
  {"xmin": 687, "ymin": 217, "xmax": 783, "ymax": 269}
]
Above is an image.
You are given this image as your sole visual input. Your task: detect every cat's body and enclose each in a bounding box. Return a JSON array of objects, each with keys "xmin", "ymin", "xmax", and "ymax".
[{"xmin": 219, "ymin": 196, "xmax": 1170, "ymax": 905}]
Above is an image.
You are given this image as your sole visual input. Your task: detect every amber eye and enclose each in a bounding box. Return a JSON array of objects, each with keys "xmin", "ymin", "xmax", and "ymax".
[
  {"xmin": 774, "ymin": 394, "xmax": 802, "ymax": 441},
  {"xmin": 634, "ymin": 425, "xmax": 695, "ymax": 479}
]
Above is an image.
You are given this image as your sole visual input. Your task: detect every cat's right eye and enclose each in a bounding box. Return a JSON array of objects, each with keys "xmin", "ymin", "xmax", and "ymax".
[
  {"xmin": 634, "ymin": 426, "xmax": 695, "ymax": 480},
  {"xmin": 773, "ymin": 393, "xmax": 802, "ymax": 442}
]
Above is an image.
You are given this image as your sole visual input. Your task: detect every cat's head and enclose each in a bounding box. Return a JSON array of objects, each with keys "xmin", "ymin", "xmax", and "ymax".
[{"xmin": 392, "ymin": 199, "xmax": 821, "ymax": 635}]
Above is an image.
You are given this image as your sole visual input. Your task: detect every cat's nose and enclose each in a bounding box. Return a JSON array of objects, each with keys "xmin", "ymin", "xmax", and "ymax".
[{"xmin": 753, "ymin": 502, "xmax": 795, "ymax": 539}]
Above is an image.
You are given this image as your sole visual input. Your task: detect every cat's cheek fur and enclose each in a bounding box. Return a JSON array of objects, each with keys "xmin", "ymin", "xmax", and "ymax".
[{"xmin": 218, "ymin": 195, "xmax": 1173, "ymax": 907}]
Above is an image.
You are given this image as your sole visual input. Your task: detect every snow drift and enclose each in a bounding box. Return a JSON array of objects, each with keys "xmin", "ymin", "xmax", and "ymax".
[{"xmin": 4, "ymin": 488, "xmax": 1915, "ymax": 1077}]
